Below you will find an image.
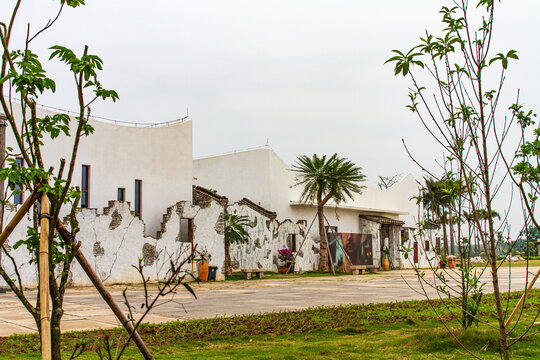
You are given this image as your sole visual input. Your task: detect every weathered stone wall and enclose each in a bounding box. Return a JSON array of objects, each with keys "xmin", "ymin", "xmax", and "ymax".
[
  {"xmin": 358, "ymin": 217, "xmax": 382, "ymax": 268},
  {"xmin": 1, "ymin": 198, "xmax": 226, "ymax": 287},
  {"xmin": 227, "ymin": 203, "xmax": 275, "ymax": 271}
]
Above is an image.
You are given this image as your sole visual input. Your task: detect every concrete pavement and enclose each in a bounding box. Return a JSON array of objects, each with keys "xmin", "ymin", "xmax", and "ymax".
[{"xmin": 1, "ymin": 267, "xmax": 538, "ymax": 337}]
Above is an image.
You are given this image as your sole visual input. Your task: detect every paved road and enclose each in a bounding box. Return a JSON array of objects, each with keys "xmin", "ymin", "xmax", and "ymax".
[{"xmin": 1, "ymin": 267, "xmax": 538, "ymax": 337}]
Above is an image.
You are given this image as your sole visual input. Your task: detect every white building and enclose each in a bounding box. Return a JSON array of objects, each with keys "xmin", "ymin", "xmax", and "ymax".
[{"xmin": 1, "ymin": 108, "xmax": 439, "ymax": 286}]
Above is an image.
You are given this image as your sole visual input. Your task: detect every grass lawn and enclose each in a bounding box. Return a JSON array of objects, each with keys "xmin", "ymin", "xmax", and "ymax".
[
  {"xmin": 1, "ymin": 290, "xmax": 539, "ymax": 359},
  {"xmin": 469, "ymin": 260, "xmax": 540, "ymax": 268}
]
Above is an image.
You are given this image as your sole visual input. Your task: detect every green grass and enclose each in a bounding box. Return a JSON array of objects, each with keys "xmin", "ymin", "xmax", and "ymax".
[{"xmin": 1, "ymin": 290, "xmax": 540, "ymax": 359}]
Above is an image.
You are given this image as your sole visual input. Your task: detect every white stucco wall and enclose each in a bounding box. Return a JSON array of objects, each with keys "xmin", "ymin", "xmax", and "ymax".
[
  {"xmin": 193, "ymin": 149, "xmax": 273, "ymax": 210},
  {"xmin": 400, "ymin": 228, "xmax": 442, "ymax": 269},
  {"xmin": 4, "ymin": 107, "xmax": 193, "ymax": 235}
]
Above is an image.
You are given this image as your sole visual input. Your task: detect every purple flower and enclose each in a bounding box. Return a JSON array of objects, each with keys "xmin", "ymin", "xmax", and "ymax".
[{"xmin": 278, "ymin": 248, "xmax": 294, "ymax": 262}]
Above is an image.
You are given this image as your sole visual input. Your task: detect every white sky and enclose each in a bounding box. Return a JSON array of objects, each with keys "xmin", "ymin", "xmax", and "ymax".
[{"xmin": 2, "ymin": 0, "xmax": 539, "ymax": 198}]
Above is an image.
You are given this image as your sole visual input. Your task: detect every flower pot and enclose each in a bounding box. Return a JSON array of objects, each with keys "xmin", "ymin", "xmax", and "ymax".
[
  {"xmin": 278, "ymin": 266, "xmax": 289, "ymax": 274},
  {"xmin": 198, "ymin": 261, "xmax": 209, "ymax": 282},
  {"xmin": 382, "ymin": 258, "xmax": 390, "ymax": 271}
]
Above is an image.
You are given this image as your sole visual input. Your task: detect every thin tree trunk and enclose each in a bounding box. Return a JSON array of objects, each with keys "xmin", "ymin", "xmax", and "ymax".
[
  {"xmin": 50, "ymin": 306, "xmax": 62, "ymax": 360},
  {"xmin": 317, "ymin": 206, "xmax": 329, "ymax": 271}
]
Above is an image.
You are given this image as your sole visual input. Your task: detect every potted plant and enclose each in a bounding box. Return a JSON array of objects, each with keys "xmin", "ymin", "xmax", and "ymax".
[
  {"xmin": 381, "ymin": 246, "xmax": 390, "ymax": 271},
  {"xmin": 198, "ymin": 249, "xmax": 211, "ymax": 282},
  {"xmin": 277, "ymin": 248, "xmax": 294, "ymax": 274}
]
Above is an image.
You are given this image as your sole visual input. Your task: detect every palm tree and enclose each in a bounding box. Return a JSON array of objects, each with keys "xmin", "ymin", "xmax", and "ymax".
[
  {"xmin": 464, "ymin": 209, "xmax": 501, "ymax": 257},
  {"xmin": 422, "ymin": 178, "xmax": 450, "ymax": 254},
  {"xmin": 224, "ymin": 211, "xmax": 251, "ymax": 276},
  {"xmin": 292, "ymin": 154, "xmax": 366, "ymax": 271}
]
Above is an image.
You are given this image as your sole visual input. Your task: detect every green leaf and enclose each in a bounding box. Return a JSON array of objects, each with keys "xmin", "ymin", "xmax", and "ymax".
[{"xmin": 182, "ymin": 282, "xmax": 197, "ymax": 299}]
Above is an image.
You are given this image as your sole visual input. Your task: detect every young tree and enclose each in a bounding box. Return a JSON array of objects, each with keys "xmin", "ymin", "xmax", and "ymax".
[
  {"xmin": 386, "ymin": 0, "xmax": 537, "ymax": 358},
  {"xmin": 0, "ymin": 1, "xmax": 124, "ymax": 359},
  {"xmin": 292, "ymin": 154, "xmax": 365, "ymax": 271},
  {"xmin": 223, "ymin": 211, "xmax": 250, "ymax": 276}
]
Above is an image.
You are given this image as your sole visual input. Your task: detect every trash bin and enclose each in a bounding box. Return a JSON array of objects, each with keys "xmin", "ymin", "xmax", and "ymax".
[
  {"xmin": 446, "ymin": 255, "xmax": 457, "ymax": 269},
  {"xmin": 208, "ymin": 265, "xmax": 218, "ymax": 281}
]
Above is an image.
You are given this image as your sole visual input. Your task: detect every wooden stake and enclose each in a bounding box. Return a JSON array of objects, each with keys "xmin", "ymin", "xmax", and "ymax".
[
  {"xmin": 0, "ymin": 191, "xmax": 39, "ymax": 248},
  {"xmin": 505, "ymin": 267, "xmax": 540, "ymax": 328},
  {"xmin": 55, "ymin": 220, "xmax": 154, "ymax": 360},
  {"xmin": 39, "ymin": 194, "xmax": 51, "ymax": 360}
]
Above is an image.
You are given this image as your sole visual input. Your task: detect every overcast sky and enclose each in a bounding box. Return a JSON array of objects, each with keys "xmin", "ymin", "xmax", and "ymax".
[{"xmin": 2, "ymin": 0, "xmax": 540, "ymax": 192}]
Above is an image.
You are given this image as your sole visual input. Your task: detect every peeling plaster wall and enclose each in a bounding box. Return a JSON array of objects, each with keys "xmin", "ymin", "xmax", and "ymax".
[
  {"xmin": 227, "ymin": 204, "xmax": 318, "ymax": 272},
  {"xmin": 1, "ymin": 199, "xmax": 225, "ymax": 287},
  {"xmin": 273, "ymin": 219, "xmax": 317, "ymax": 272},
  {"xmin": 0, "ymin": 204, "xmax": 38, "ymax": 286}
]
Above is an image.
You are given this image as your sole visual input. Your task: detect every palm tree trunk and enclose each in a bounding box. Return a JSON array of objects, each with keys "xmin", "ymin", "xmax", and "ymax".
[
  {"xmin": 449, "ymin": 208, "xmax": 455, "ymax": 256},
  {"xmin": 224, "ymin": 241, "xmax": 232, "ymax": 276},
  {"xmin": 442, "ymin": 219, "xmax": 448, "ymax": 256},
  {"xmin": 317, "ymin": 206, "xmax": 329, "ymax": 271}
]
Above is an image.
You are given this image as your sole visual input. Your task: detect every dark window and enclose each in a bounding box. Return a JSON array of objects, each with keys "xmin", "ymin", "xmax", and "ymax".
[
  {"xmin": 117, "ymin": 188, "xmax": 125, "ymax": 201},
  {"xmin": 436, "ymin": 237, "xmax": 441, "ymax": 255},
  {"xmin": 287, "ymin": 234, "xmax": 297, "ymax": 252},
  {"xmin": 425, "ymin": 240, "xmax": 430, "ymax": 252},
  {"xmin": 14, "ymin": 158, "xmax": 24, "ymax": 205},
  {"xmin": 81, "ymin": 165, "xmax": 90, "ymax": 208},
  {"xmin": 134, "ymin": 179, "xmax": 142, "ymax": 218}
]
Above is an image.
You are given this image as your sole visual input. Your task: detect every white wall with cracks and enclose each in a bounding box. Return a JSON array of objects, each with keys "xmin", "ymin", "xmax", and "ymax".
[{"xmin": 1, "ymin": 198, "xmax": 226, "ymax": 287}]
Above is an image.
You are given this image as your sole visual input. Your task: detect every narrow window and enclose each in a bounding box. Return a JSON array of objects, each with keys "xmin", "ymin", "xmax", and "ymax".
[
  {"xmin": 13, "ymin": 158, "xmax": 24, "ymax": 205},
  {"xmin": 436, "ymin": 237, "xmax": 441, "ymax": 255},
  {"xmin": 179, "ymin": 219, "xmax": 193, "ymax": 243},
  {"xmin": 117, "ymin": 188, "xmax": 125, "ymax": 201},
  {"xmin": 425, "ymin": 240, "xmax": 430, "ymax": 252},
  {"xmin": 81, "ymin": 165, "xmax": 90, "ymax": 208},
  {"xmin": 134, "ymin": 179, "xmax": 142, "ymax": 218}
]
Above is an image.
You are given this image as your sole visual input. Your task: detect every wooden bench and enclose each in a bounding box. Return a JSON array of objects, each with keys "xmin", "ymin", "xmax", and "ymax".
[
  {"xmin": 241, "ymin": 269, "xmax": 265, "ymax": 279},
  {"xmin": 350, "ymin": 265, "xmax": 367, "ymax": 275}
]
